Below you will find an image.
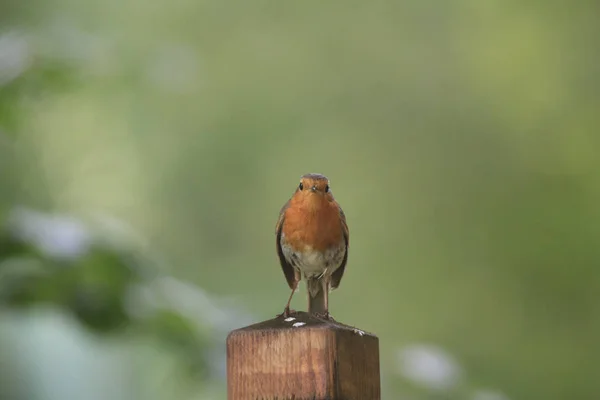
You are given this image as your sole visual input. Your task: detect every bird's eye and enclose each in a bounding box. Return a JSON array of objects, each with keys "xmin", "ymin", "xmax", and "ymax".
[
  {"xmin": 298, "ymin": 182, "xmax": 303, "ymax": 190},
  {"xmin": 325, "ymin": 184, "xmax": 330, "ymax": 192}
]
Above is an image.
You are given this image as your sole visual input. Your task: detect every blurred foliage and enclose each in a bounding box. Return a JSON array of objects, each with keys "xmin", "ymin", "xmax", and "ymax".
[
  {"xmin": 0, "ymin": 206, "xmax": 222, "ymax": 390},
  {"xmin": 1, "ymin": 0, "xmax": 600, "ymax": 399}
]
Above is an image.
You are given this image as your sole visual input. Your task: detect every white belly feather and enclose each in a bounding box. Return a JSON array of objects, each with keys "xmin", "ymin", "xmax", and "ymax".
[{"xmin": 280, "ymin": 234, "xmax": 346, "ymax": 279}]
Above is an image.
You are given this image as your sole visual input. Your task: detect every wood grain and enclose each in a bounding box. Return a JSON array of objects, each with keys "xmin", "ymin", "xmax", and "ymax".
[{"xmin": 226, "ymin": 312, "xmax": 380, "ymax": 400}]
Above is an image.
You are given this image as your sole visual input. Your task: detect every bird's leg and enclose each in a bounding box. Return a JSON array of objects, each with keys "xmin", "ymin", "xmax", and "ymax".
[
  {"xmin": 320, "ymin": 278, "xmax": 329, "ymax": 314},
  {"xmin": 278, "ymin": 280, "xmax": 299, "ymax": 318},
  {"xmin": 283, "ymin": 287, "xmax": 296, "ymax": 317},
  {"xmin": 312, "ymin": 278, "xmax": 336, "ymax": 321}
]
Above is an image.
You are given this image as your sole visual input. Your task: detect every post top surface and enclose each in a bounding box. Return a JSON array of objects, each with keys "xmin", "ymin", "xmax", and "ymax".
[{"xmin": 227, "ymin": 311, "xmax": 377, "ymax": 339}]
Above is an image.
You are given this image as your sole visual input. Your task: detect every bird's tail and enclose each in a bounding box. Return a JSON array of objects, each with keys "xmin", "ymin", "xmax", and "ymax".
[{"xmin": 307, "ymin": 278, "xmax": 328, "ymax": 315}]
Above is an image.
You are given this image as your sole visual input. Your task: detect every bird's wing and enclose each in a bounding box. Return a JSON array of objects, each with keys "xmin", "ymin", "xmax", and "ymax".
[
  {"xmin": 330, "ymin": 205, "xmax": 349, "ymax": 289},
  {"xmin": 275, "ymin": 199, "xmax": 300, "ymax": 289}
]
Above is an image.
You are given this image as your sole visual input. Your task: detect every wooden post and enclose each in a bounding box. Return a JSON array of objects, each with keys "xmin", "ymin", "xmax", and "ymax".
[{"xmin": 226, "ymin": 311, "xmax": 380, "ymax": 400}]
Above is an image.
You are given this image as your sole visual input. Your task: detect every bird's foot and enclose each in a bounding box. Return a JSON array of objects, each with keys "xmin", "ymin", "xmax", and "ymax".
[
  {"xmin": 277, "ymin": 307, "xmax": 297, "ymax": 319},
  {"xmin": 313, "ymin": 311, "xmax": 336, "ymax": 322}
]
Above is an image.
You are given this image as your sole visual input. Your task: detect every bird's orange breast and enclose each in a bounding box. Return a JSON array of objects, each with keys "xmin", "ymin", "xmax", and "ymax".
[{"xmin": 282, "ymin": 195, "xmax": 344, "ymax": 252}]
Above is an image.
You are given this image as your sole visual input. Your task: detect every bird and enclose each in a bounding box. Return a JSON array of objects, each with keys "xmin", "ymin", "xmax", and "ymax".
[{"xmin": 275, "ymin": 173, "xmax": 349, "ymax": 320}]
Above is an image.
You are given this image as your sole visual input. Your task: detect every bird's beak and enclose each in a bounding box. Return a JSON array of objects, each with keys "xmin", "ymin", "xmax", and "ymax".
[{"xmin": 311, "ymin": 185, "xmax": 317, "ymax": 192}]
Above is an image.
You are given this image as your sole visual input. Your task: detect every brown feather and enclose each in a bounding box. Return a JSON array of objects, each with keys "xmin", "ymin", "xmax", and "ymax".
[
  {"xmin": 275, "ymin": 199, "xmax": 300, "ymax": 289},
  {"xmin": 281, "ymin": 193, "xmax": 344, "ymax": 252},
  {"xmin": 330, "ymin": 206, "xmax": 349, "ymax": 289}
]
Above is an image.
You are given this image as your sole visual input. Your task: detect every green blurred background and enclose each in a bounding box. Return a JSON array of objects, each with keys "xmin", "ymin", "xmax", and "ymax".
[{"xmin": 1, "ymin": 1, "xmax": 599, "ymax": 399}]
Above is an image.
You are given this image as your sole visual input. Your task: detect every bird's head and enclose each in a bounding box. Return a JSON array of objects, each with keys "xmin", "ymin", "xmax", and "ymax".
[{"xmin": 293, "ymin": 173, "xmax": 335, "ymax": 204}]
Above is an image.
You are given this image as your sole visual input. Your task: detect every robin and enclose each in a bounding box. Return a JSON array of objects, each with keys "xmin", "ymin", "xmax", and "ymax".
[{"xmin": 275, "ymin": 173, "xmax": 349, "ymax": 320}]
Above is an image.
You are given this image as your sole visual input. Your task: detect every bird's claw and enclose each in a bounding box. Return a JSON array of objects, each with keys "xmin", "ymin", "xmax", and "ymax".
[
  {"xmin": 277, "ymin": 307, "xmax": 297, "ymax": 318},
  {"xmin": 314, "ymin": 312, "xmax": 336, "ymax": 322}
]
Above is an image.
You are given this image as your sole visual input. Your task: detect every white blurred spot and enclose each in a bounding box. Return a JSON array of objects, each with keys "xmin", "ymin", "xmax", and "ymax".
[
  {"xmin": 42, "ymin": 16, "xmax": 115, "ymax": 76},
  {"xmin": 292, "ymin": 322, "xmax": 306, "ymax": 328},
  {"xmin": 88, "ymin": 212, "xmax": 149, "ymax": 253},
  {"xmin": 284, "ymin": 317, "xmax": 296, "ymax": 322},
  {"xmin": 353, "ymin": 328, "xmax": 365, "ymax": 336},
  {"xmin": 128, "ymin": 277, "xmax": 253, "ymax": 333},
  {"xmin": 0, "ymin": 30, "xmax": 31, "ymax": 86},
  {"xmin": 472, "ymin": 389, "xmax": 510, "ymax": 400},
  {"xmin": 396, "ymin": 344, "xmax": 462, "ymax": 390},
  {"xmin": 0, "ymin": 309, "xmax": 131, "ymax": 400},
  {"xmin": 8, "ymin": 207, "xmax": 92, "ymax": 259}
]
